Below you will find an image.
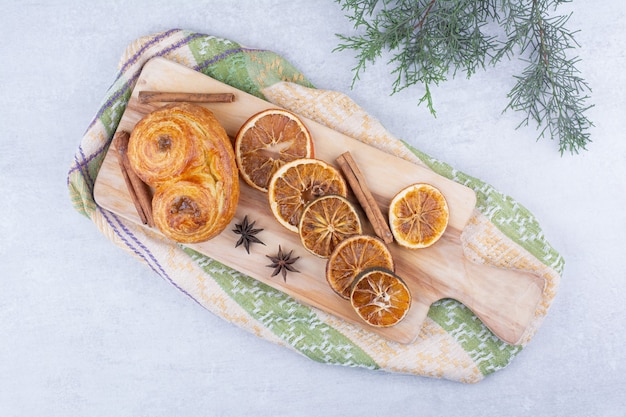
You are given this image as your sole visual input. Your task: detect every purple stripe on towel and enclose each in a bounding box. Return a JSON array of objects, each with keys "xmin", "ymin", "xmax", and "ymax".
[
  {"xmin": 71, "ymin": 87, "xmax": 205, "ymax": 310},
  {"xmin": 75, "ymin": 143, "xmax": 203, "ymax": 307},
  {"xmin": 118, "ymin": 29, "xmax": 181, "ymax": 74},
  {"xmin": 68, "ymin": 32, "xmax": 207, "ymax": 181},
  {"xmin": 194, "ymin": 47, "xmax": 267, "ymax": 72},
  {"xmin": 98, "ymin": 208, "xmax": 206, "ymax": 310},
  {"xmin": 83, "ymin": 31, "xmax": 204, "ymax": 134}
]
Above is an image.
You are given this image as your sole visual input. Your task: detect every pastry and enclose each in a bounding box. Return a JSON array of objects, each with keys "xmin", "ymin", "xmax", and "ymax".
[{"xmin": 127, "ymin": 103, "xmax": 239, "ymax": 243}]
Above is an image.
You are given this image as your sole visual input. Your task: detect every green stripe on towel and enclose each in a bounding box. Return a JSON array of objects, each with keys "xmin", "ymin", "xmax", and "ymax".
[
  {"xmin": 184, "ymin": 247, "xmax": 380, "ymax": 369},
  {"xmin": 401, "ymin": 140, "xmax": 565, "ymax": 274}
]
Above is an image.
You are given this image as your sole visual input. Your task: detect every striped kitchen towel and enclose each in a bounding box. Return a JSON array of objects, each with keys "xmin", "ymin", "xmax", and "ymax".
[{"xmin": 67, "ymin": 29, "xmax": 563, "ymax": 383}]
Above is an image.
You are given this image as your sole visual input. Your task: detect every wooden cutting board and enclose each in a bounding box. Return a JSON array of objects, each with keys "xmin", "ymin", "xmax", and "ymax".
[{"xmin": 94, "ymin": 57, "xmax": 545, "ymax": 345}]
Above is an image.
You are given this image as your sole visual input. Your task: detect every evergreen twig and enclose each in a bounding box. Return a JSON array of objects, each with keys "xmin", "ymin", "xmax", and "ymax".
[{"xmin": 334, "ymin": 0, "xmax": 593, "ymax": 154}]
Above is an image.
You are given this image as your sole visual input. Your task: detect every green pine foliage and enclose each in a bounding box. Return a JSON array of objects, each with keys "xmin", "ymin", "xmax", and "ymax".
[{"xmin": 334, "ymin": 0, "xmax": 593, "ymax": 154}]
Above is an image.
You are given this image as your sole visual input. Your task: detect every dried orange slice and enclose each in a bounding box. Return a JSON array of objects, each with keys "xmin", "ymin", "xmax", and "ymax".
[
  {"xmin": 235, "ymin": 109, "xmax": 313, "ymax": 192},
  {"xmin": 350, "ymin": 267, "xmax": 411, "ymax": 328},
  {"xmin": 388, "ymin": 183, "xmax": 449, "ymax": 249},
  {"xmin": 268, "ymin": 158, "xmax": 347, "ymax": 232},
  {"xmin": 326, "ymin": 235, "xmax": 394, "ymax": 299},
  {"xmin": 299, "ymin": 195, "xmax": 362, "ymax": 258}
]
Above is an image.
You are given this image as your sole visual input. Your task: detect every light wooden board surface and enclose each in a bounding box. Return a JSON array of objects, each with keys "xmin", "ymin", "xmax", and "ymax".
[{"xmin": 94, "ymin": 58, "xmax": 545, "ymax": 344}]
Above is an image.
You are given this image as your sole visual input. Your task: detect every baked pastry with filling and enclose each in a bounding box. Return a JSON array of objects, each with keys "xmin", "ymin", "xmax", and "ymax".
[{"xmin": 127, "ymin": 103, "xmax": 239, "ymax": 243}]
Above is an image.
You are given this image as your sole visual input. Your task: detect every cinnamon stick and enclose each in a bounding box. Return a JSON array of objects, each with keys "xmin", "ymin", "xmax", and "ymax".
[
  {"xmin": 336, "ymin": 151, "xmax": 394, "ymax": 244},
  {"xmin": 138, "ymin": 91, "xmax": 235, "ymax": 104},
  {"xmin": 113, "ymin": 131, "xmax": 154, "ymax": 227}
]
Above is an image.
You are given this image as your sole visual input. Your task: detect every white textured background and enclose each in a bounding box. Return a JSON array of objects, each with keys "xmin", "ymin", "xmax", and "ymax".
[{"xmin": 2, "ymin": 1, "xmax": 625, "ymax": 416}]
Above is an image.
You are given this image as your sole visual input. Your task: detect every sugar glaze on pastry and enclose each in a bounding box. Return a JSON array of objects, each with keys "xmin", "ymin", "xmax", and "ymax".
[{"xmin": 128, "ymin": 103, "xmax": 239, "ymax": 243}]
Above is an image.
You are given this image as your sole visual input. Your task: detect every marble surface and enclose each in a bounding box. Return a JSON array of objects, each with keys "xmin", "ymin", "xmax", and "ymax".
[{"xmin": 2, "ymin": 1, "xmax": 625, "ymax": 416}]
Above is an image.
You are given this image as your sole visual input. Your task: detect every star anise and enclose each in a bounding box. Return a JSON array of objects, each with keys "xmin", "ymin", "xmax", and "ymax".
[
  {"xmin": 266, "ymin": 246, "xmax": 300, "ymax": 282},
  {"xmin": 232, "ymin": 215, "xmax": 265, "ymax": 254}
]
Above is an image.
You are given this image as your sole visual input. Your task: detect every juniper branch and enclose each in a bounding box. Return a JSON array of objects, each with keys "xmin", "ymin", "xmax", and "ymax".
[{"xmin": 334, "ymin": 0, "xmax": 593, "ymax": 154}]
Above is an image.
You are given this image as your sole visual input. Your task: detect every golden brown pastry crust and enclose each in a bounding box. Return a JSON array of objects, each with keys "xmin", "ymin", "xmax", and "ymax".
[{"xmin": 128, "ymin": 103, "xmax": 239, "ymax": 243}]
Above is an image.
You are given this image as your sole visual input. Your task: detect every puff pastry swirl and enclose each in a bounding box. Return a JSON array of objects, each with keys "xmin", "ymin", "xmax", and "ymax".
[{"xmin": 128, "ymin": 103, "xmax": 239, "ymax": 243}]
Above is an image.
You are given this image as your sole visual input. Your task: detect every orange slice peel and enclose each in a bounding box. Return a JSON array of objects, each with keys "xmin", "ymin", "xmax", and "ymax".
[
  {"xmin": 235, "ymin": 109, "xmax": 313, "ymax": 192},
  {"xmin": 388, "ymin": 183, "xmax": 449, "ymax": 249},
  {"xmin": 350, "ymin": 267, "xmax": 411, "ymax": 328},
  {"xmin": 268, "ymin": 158, "xmax": 347, "ymax": 233},
  {"xmin": 326, "ymin": 235, "xmax": 395, "ymax": 299},
  {"xmin": 299, "ymin": 195, "xmax": 362, "ymax": 258}
]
